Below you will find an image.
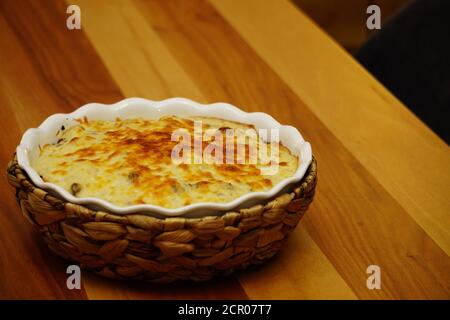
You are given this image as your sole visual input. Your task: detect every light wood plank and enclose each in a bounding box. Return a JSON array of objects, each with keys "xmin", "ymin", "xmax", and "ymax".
[
  {"xmin": 238, "ymin": 225, "xmax": 357, "ymax": 299},
  {"xmin": 211, "ymin": 0, "xmax": 450, "ymax": 255},
  {"xmin": 72, "ymin": 0, "xmax": 203, "ymax": 101}
]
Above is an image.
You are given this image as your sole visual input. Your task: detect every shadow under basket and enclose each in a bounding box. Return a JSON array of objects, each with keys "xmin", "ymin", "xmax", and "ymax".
[{"xmin": 6, "ymin": 155, "xmax": 317, "ymax": 283}]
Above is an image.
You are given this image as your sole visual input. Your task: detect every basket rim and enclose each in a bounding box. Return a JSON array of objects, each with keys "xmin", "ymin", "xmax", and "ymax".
[{"xmin": 7, "ymin": 155, "xmax": 317, "ymax": 222}]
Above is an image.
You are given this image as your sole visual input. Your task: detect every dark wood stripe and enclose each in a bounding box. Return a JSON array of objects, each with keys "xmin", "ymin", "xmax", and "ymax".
[
  {"xmin": 0, "ymin": 6, "xmax": 87, "ymax": 300},
  {"xmin": 82, "ymin": 272, "xmax": 249, "ymax": 300},
  {"xmin": 0, "ymin": 0, "xmax": 123, "ymax": 108},
  {"xmin": 136, "ymin": 0, "xmax": 450, "ymax": 299},
  {"xmin": 0, "ymin": 195, "xmax": 89, "ymax": 299}
]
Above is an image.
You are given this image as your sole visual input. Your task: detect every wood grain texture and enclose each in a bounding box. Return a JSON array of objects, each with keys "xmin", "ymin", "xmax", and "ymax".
[
  {"xmin": 135, "ymin": 0, "xmax": 450, "ymax": 299},
  {"xmin": 212, "ymin": 0, "xmax": 450, "ymax": 255},
  {"xmin": 73, "ymin": 0, "xmax": 203, "ymax": 101},
  {"xmin": 0, "ymin": 0, "xmax": 448, "ymax": 300}
]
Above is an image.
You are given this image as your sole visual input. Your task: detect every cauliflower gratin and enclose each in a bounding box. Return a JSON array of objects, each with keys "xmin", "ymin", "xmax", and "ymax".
[{"xmin": 33, "ymin": 116, "xmax": 299, "ymax": 208}]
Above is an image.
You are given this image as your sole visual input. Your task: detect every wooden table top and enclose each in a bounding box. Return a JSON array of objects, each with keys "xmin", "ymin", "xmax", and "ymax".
[{"xmin": 0, "ymin": 0, "xmax": 449, "ymax": 300}]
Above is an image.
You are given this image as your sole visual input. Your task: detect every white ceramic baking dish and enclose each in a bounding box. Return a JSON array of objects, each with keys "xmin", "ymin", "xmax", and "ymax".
[{"xmin": 16, "ymin": 98, "xmax": 312, "ymax": 217}]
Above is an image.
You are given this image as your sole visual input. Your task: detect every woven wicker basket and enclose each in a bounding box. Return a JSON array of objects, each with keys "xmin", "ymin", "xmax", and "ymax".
[{"xmin": 6, "ymin": 155, "xmax": 317, "ymax": 283}]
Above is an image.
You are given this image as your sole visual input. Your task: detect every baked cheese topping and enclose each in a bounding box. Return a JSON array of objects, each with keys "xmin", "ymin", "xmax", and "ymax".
[{"xmin": 33, "ymin": 116, "xmax": 299, "ymax": 208}]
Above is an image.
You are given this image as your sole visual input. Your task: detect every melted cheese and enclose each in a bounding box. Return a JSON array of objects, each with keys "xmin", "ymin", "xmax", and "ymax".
[{"xmin": 33, "ymin": 116, "xmax": 299, "ymax": 208}]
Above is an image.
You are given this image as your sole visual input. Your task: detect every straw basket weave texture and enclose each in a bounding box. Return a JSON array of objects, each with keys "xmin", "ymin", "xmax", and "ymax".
[{"xmin": 7, "ymin": 155, "xmax": 317, "ymax": 283}]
